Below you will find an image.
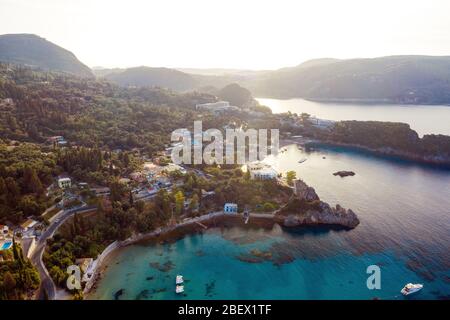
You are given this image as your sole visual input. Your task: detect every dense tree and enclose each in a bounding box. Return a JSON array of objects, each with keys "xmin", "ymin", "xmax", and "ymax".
[
  {"xmin": 174, "ymin": 190, "xmax": 185, "ymax": 216},
  {"xmin": 286, "ymin": 171, "xmax": 296, "ymax": 186}
]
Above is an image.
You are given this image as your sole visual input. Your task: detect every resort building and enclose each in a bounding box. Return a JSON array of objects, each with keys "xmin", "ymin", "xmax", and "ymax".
[
  {"xmin": 224, "ymin": 203, "xmax": 238, "ymax": 214},
  {"xmin": 78, "ymin": 182, "xmax": 88, "ymax": 189},
  {"xmin": 48, "ymin": 135, "xmax": 68, "ymax": 146},
  {"xmin": 246, "ymin": 162, "xmax": 278, "ymax": 180},
  {"xmin": 195, "ymin": 101, "xmax": 239, "ymax": 114},
  {"xmin": 47, "ymin": 135, "xmax": 64, "ymax": 143},
  {"xmin": 58, "ymin": 177, "xmax": 72, "ymax": 189},
  {"xmin": 91, "ymin": 187, "xmax": 111, "ymax": 197},
  {"xmin": 201, "ymin": 189, "xmax": 215, "ymax": 198},
  {"xmin": 162, "ymin": 163, "xmax": 187, "ymax": 175},
  {"xmin": 309, "ymin": 117, "xmax": 336, "ymax": 130},
  {"xmin": 20, "ymin": 219, "xmax": 38, "ymax": 232}
]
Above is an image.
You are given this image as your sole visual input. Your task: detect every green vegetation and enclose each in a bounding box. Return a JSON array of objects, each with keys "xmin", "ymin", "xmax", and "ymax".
[
  {"xmin": 0, "ymin": 63, "xmax": 218, "ymax": 154},
  {"xmin": 319, "ymin": 121, "xmax": 450, "ymax": 161},
  {"xmin": 286, "ymin": 170, "xmax": 296, "ymax": 186},
  {"xmin": 218, "ymin": 83, "xmax": 252, "ymax": 107},
  {"xmin": 0, "ymin": 139, "xmax": 144, "ymax": 224},
  {"xmin": 279, "ymin": 198, "xmax": 322, "ymax": 216},
  {"xmin": 0, "ymin": 239, "xmax": 40, "ymax": 300},
  {"xmin": 104, "ymin": 66, "xmax": 196, "ymax": 91},
  {"xmin": 201, "ymin": 165, "xmax": 291, "ymax": 212},
  {"xmin": 0, "ymin": 142, "xmax": 57, "ymax": 223}
]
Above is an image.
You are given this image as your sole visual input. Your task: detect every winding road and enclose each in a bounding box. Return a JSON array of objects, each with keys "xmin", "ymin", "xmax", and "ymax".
[{"xmin": 31, "ymin": 205, "xmax": 96, "ymax": 300}]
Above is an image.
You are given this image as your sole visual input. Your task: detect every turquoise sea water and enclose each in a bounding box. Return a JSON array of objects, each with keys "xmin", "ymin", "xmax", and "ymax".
[{"xmin": 89, "ymin": 145, "xmax": 450, "ymax": 300}]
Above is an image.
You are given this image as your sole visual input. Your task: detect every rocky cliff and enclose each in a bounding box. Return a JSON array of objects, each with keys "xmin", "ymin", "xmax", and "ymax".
[{"xmin": 278, "ymin": 180, "xmax": 360, "ymax": 229}]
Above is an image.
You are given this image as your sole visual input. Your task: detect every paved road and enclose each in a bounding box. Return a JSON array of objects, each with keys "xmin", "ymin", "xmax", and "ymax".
[{"xmin": 31, "ymin": 205, "xmax": 96, "ymax": 300}]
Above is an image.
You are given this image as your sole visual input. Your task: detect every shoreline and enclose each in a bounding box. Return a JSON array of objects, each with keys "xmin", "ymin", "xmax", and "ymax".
[
  {"xmin": 311, "ymin": 140, "xmax": 450, "ymax": 168},
  {"xmin": 84, "ymin": 208, "xmax": 357, "ymax": 298},
  {"xmin": 280, "ymin": 136, "xmax": 450, "ymax": 168},
  {"xmin": 84, "ymin": 212, "xmax": 277, "ymax": 297},
  {"xmin": 257, "ymin": 96, "xmax": 450, "ymax": 106}
]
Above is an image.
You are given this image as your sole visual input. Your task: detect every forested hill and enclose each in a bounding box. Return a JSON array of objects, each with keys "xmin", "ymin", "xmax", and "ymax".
[
  {"xmin": 96, "ymin": 56, "xmax": 450, "ymax": 105},
  {"xmin": 251, "ymin": 56, "xmax": 450, "ymax": 104},
  {"xmin": 0, "ymin": 34, "xmax": 93, "ymax": 77},
  {"xmin": 104, "ymin": 66, "xmax": 197, "ymax": 91},
  {"xmin": 0, "ymin": 63, "xmax": 218, "ymax": 154}
]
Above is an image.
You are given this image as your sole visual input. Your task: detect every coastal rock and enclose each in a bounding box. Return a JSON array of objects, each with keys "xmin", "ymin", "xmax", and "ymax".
[
  {"xmin": 282, "ymin": 202, "xmax": 359, "ymax": 229},
  {"xmin": 294, "ymin": 179, "xmax": 319, "ymax": 201},
  {"xmin": 283, "ymin": 180, "xmax": 359, "ymax": 229},
  {"xmin": 333, "ymin": 171, "xmax": 355, "ymax": 177}
]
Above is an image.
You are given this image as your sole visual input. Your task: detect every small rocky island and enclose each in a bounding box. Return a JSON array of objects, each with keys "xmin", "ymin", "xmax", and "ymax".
[
  {"xmin": 333, "ymin": 170, "xmax": 356, "ymax": 177},
  {"xmin": 275, "ymin": 180, "xmax": 359, "ymax": 229}
]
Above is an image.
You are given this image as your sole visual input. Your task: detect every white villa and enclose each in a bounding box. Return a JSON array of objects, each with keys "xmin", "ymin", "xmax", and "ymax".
[
  {"xmin": 195, "ymin": 101, "xmax": 239, "ymax": 114},
  {"xmin": 224, "ymin": 203, "xmax": 238, "ymax": 214},
  {"xmin": 58, "ymin": 177, "xmax": 72, "ymax": 189},
  {"xmin": 48, "ymin": 135, "xmax": 68, "ymax": 146},
  {"xmin": 309, "ymin": 117, "xmax": 336, "ymax": 129},
  {"xmin": 246, "ymin": 162, "xmax": 277, "ymax": 180}
]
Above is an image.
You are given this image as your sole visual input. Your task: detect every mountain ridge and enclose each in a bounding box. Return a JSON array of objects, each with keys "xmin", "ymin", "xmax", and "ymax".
[
  {"xmin": 2, "ymin": 34, "xmax": 450, "ymax": 104},
  {"xmin": 0, "ymin": 34, "xmax": 93, "ymax": 77}
]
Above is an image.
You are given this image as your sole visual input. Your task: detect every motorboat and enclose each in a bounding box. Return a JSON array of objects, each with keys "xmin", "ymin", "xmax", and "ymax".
[
  {"xmin": 401, "ymin": 283, "xmax": 423, "ymax": 296},
  {"xmin": 176, "ymin": 285, "xmax": 184, "ymax": 294},
  {"xmin": 176, "ymin": 275, "xmax": 184, "ymax": 284},
  {"xmin": 298, "ymin": 158, "xmax": 307, "ymax": 163}
]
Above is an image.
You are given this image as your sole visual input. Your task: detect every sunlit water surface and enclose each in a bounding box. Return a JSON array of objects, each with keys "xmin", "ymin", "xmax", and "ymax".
[
  {"xmin": 89, "ymin": 145, "xmax": 450, "ymax": 300},
  {"xmin": 257, "ymin": 97, "xmax": 450, "ymax": 137}
]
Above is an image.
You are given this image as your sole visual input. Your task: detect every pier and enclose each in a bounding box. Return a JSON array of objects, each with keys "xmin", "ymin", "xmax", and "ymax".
[{"xmin": 195, "ymin": 221, "xmax": 208, "ymax": 229}]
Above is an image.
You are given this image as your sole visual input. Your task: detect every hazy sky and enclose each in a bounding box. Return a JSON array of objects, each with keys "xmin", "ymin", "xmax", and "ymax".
[{"xmin": 1, "ymin": 0, "xmax": 450, "ymax": 70}]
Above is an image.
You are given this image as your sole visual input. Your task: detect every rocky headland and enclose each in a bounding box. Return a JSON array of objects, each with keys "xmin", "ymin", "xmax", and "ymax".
[{"xmin": 276, "ymin": 179, "xmax": 360, "ymax": 229}]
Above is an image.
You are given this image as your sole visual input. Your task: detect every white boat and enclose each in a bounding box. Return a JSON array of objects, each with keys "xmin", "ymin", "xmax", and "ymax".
[
  {"xmin": 175, "ymin": 285, "xmax": 184, "ymax": 294},
  {"xmin": 298, "ymin": 158, "xmax": 307, "ymax": 163},
  {"xmin": 401, "ymin": 283, "xmax": 423, "ymax": 296},
  {"xmin": 176, "ymin": 275, "xmax": 184, "ymax": 284}
]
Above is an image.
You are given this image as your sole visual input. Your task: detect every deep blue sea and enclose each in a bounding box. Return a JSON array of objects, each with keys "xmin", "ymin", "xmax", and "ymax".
[{"xmin": 89, "ymin": 145, "xmax": 450, "ymax": 300}]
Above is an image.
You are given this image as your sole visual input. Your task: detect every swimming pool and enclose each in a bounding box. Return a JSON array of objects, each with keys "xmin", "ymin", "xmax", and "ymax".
[{"xmin": 0, "ymin": 241, "xmax": 12, "ymax": 250}]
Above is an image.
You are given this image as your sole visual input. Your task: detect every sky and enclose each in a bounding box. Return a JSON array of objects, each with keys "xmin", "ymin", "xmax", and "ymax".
[{"xmin": 1, "ymin": 0, "xmax": 450, "ymax": 70}]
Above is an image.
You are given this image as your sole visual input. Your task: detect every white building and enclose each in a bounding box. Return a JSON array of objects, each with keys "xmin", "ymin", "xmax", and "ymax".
[
  {"xmin": 309, "ymin": 117, "xmax": 335, "ymax": 129},
  {"xmin": 163, "ymin": 163, "xmax": 187, "ymax": 175},
  {"xmin": 91, "ymin": 187, "xmax": 111, "ymax": 197},
  {"xmin": 58, "ymin": 177, "xmax": 72, "ymax": 189},
  {"xmin": 251, "ymin": 167, "xmax": 278, "ymax": 180},
  {"xmin": 196, "ymin": 101, "xmax": 230, "ymax": 110},
  {"xmin": 20, "ymin": 219, "xmax": 38, "ymax": 232},
  {"xmin": 246, "ymin": 162, "xmax": 278, "ymax": 180},
  {"xmin": 224, "ymin": 203, "xmax": 238, "ymax": 214},
  {"xmin": 195, "ymin": 101, "xmax": 239, "ymax": 114}
]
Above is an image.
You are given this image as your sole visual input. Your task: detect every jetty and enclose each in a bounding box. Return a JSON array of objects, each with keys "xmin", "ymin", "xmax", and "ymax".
[{"xmin": 195, "ymin": 221, "xmax": 208, "ymax": 229}]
